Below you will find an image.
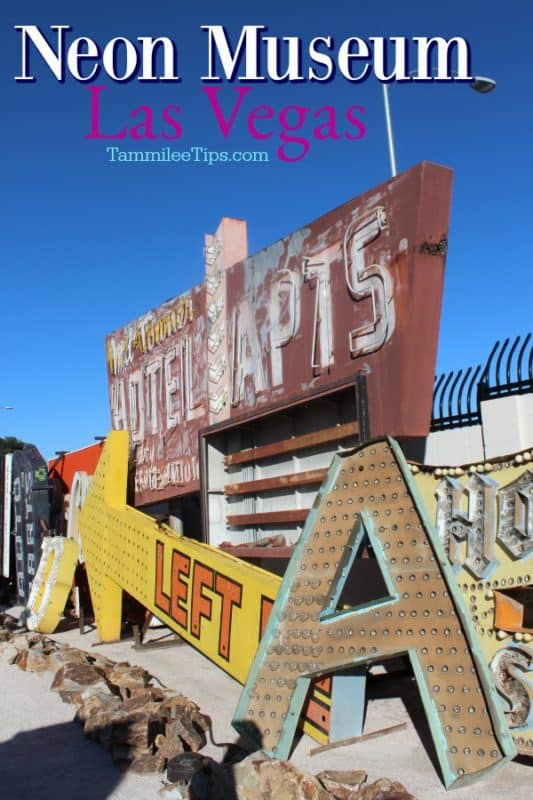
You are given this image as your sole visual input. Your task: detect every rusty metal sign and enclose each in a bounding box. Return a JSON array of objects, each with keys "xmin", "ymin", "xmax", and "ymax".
[
  {"xmin": 233, "ymin": 438, "xmax": 515, "ymax": 788},
  {"xmin": 107, "ymin": 285, "xmax": 209, "ymax": 504},
  {"xmin": 106, "ymin": 163, "xmax": 451, "ymax": 507},
  {"xmin": 225, "ymin": 162, "xmax": 451, "ymax": 434}
]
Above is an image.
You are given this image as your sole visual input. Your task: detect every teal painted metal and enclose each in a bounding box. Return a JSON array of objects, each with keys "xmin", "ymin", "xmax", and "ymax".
[
  {"xmin": 232, "ymin": 437, "xmax": 516, "ymax": 789},
  {"xmin": 330, "ymin": 668, "xmax": 367, "ymax": 741}
]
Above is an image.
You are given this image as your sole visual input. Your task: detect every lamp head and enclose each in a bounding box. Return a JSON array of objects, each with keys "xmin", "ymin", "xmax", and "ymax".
[{"xmin": 470, "ymin": 76, "xmax": 496, "ymax": 94}]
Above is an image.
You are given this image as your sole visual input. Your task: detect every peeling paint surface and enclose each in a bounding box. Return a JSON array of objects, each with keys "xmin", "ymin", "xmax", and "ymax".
[
  {"xmin": 225, "ymin": 162, "xmax": 452, "ymax": 429},
  {"xmin": 106, "ymin": 286, "xmax": 208, "ymax": 506},
  {"xmin": 105, "ymin": 163, "xmax": 452, "ymax": 505}
]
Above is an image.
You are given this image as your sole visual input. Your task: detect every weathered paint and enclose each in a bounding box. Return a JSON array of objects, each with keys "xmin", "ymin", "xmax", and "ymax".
[
  {"xmin": 24, "ymin": 536, "xmax": 78, "ymax": 633},
  {"xmin": 77, "ymin": 430, "xmax": 527, "ymax": 776},
  {"xmin": 205, "ymin": 218, "xmax": 248, "ymax": 424},
  {"xmin": 66, "ymin": 470, "xmax": 91, "ymax": 563},
  {"xmin": 106, "ymin": 285, "xmax": 209, "ymax": 505},
  {"xmin": 415, "ymin": 458, "xmax": 533, "ymax": 756},
  {"xmin": 225, "ymin": 162, "xmax": 451, "ymax": 436},
  {"xmin": 11, "ymin": 447, "xmax": 49, "ymax": 603},
  {"xmin": 0, "ymin": 455, "xmax": 10, "ymax": 578},
  {"xmin": 105, "ymin": 163, "xmax": 452, "ymax": 506},
  {"xmin": 78, "ymin": 430, "xmax": 363, "ymax": 744},
  {"xmin": 78, "ymin": 433, "xmax": 278, "ymax": 673},
  {"xmin": 233, "ymin": 438, "xmax": 516, "ymax": 788}
]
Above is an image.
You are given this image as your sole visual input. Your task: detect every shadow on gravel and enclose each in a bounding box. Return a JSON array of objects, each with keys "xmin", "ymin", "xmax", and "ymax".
[
  {"xmin": 366, "ymin": 669, "xmax": 442, "ymax": 781},
  {"xmin": 0, "ymin": 721, "xmax": 124, "ymax": 800}
]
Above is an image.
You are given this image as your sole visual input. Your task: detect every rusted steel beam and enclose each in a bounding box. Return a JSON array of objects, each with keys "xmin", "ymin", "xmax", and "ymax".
[
  {"xmin": 225, "ymin": 422, "xmax": 359, "ymax": 466},
  {"xmin": 219, "ymin": 544, "xmax": 295, "ymax": 559},
  {"xmin": 224, "ymin": 468, "xmax": 328, "ymax": 496},
  {"xmin": 226, "ymin": 509, "xmax": 309, "ymax": 527}
]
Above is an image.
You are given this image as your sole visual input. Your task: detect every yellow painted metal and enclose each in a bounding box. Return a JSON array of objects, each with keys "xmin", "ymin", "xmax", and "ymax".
[
  {"xmin": 78, "ymin": 431, "xmax": 331, "ymax": 741},
  {"xmin": 79, "ymin": 431, "xmax": 281, "ymax": 681},
  {"xmin": 415, "ymin": 462, "xmax": 533, "ymax": 756},
  {"xmin": 25, "ymin": 537, "xmax": 78, "ymax": 634}
]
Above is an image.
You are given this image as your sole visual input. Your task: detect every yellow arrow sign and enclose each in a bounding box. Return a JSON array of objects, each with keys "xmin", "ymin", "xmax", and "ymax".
[{"xmin": 79, "ymin": 430, "xmax": 281, "ymax": 680}]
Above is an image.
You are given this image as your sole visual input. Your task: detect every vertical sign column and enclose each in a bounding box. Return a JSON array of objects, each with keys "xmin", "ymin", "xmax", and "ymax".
[{"xmin": 205, "ymin": 218, "xmax": 247, "ymax": 424}]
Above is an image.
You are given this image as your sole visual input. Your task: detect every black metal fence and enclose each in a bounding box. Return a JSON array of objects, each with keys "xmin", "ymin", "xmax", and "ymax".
[{"xmin": 431, "ymin": 334, "xmax": 533, "ymax": 431}]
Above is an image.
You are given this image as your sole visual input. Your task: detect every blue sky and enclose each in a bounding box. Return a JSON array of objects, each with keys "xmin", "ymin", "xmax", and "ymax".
[{"xmin": 1, "ymin": 1, "xmax": 532, "ymax": 459}]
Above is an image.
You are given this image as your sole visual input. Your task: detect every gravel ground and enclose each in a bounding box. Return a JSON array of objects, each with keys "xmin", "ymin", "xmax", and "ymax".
[{"xmin": 0, "ymin": 606, "xmax": 531, "ymax": 800}]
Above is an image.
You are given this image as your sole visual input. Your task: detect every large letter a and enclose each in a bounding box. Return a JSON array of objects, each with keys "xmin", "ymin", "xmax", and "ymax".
[{"xmin": 233, "ymin": 438, "xmax": 515, "ymax": 788}]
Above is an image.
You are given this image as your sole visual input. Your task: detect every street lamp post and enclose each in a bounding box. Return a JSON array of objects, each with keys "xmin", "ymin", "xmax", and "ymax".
[
  {"xmin": 382, "ymin": 75, "xmax": 496, "ymax": 178},
  {"xmin": 382, "ymin": 83, "xmax": 398, "ymax": 178}
]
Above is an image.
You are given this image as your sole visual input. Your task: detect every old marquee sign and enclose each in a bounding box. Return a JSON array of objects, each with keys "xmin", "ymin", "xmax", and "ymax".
[{"xmin": 106, "ymin": 162, "xmax": 453, "ymax": 507}]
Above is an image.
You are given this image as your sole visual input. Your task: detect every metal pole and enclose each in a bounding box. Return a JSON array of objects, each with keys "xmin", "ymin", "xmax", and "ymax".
[
  {"xmin": 381, "ymin": 74, "xmax": 494, "ymax": 179},
  {"xmin": 382, "ymin": 83, "xmax": 397, "ymax": 178}
]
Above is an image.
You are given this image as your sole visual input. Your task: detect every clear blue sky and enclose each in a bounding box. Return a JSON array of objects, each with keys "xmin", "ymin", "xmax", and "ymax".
[{"xmin": 2, "ymin": 1, "xmax": 532, "ymax": 459}]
